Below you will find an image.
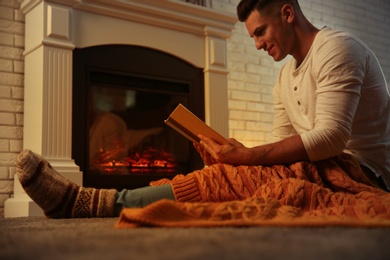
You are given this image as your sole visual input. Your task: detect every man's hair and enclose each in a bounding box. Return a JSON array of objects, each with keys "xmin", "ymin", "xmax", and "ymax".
[{"xmin": 237, "ymin": 0, "xmax": 298, "ymax": 22}]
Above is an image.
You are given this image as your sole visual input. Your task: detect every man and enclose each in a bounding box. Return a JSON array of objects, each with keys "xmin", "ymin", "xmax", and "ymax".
[
  {"xmin": 197, "ymin": 0, "xmax": 390, "ymax": 187},
  {"xmin": 16, "ymin": 0, "xmax": 389, "ymax": 218}
]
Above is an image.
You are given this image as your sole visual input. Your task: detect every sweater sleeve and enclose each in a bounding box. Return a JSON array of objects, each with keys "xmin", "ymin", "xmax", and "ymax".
[{"xmin": 301, "ymin": 35, "xmax": 367, "ymax": 161}]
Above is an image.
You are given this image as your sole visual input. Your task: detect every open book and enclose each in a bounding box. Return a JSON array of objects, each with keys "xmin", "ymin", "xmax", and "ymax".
[{"xmin": 164, "ymin": 104, "xmax": 228, "ymax": 145}]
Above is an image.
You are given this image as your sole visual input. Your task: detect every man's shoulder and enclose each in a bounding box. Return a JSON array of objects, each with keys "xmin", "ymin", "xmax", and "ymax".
[
  {"xmin": 317, "ymin": 27, "xmax": 352, "ymax": 44},
  {"xmin": 314, "ymin": 27, "xmax": 370, "ymax": 60},
  {"xmin": 316, "ymin": 27, "xmax": 367, "ymax": 49}
]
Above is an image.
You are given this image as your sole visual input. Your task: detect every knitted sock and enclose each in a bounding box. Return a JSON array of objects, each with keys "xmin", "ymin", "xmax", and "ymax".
[{"xmin": 16, "ymin": 149, "xmax": 117, "ymax": 218}]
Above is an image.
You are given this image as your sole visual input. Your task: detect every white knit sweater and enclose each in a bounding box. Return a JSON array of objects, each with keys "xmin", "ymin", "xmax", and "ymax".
[{"xmin": 272, "ymin": 27, "xmax": 390, "ymax": 188}]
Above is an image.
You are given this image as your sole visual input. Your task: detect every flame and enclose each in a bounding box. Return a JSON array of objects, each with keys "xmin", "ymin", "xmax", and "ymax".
[{"xmin": 91, "ymin": 146, "xmax": 177, "ymax": 174}]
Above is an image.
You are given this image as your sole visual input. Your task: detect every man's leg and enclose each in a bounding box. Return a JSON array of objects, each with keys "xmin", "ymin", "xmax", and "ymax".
[
  {"xmin": 114, "ymin": 184, "xmax": 175, "ymax": 215},
  {"xmin": 16, "ymin": 149, "xmax": 175, "ymax": 218}
]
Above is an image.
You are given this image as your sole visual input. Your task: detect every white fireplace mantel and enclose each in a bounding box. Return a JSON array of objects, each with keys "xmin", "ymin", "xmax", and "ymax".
[{"xmin": 5, "ymin": 0, "xmax": 237, "ymax": 217}]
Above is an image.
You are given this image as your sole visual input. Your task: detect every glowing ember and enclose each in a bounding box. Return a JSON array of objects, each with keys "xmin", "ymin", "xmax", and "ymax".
[{"xmin": 91, "ymin": 146, "xmax": 177, "ymax": 174}]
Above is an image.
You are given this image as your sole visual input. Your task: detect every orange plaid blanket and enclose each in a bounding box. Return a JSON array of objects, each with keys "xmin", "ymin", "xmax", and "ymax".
[{"xmin": 115, "ymin": 154, "xmax": 390, "ymax": 228}]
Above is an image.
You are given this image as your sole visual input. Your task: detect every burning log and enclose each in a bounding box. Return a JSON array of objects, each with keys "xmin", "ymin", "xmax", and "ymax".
[{"xmin": 91, "ymin": 146, "xmax": 177, "ymax": 174}]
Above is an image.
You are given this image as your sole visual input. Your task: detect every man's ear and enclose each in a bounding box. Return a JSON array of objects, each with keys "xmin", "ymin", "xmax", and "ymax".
[{"xmin": 281, "ymin": 4, "xmax": 295, "ymax": 23}]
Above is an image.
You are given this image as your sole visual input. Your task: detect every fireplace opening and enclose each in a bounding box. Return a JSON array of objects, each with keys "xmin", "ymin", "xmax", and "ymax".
[{"xmin": 73, "ymin": 45, "xmax": 205, "ymax": 190}]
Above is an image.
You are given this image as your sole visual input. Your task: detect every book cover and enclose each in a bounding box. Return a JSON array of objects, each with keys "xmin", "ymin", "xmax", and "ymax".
[{"xmin": 164, "ymin": 104, "xmax": 228, "ymax": 145}]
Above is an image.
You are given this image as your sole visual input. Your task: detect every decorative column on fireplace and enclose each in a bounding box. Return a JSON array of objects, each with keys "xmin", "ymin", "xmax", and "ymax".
[{"xmin": 5, "ymin": 0, "xmax": 237, "ymax": 217}]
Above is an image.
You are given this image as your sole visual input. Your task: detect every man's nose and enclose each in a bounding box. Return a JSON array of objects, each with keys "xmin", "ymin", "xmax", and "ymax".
[{"xmin": 255, "ymin": 39, "xmax": 265, "ymax": 50}]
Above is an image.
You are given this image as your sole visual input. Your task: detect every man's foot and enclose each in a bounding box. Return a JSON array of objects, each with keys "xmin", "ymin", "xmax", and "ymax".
[{"xmin": 16, "ymin": 149, "xmax": 117, "ymax": 218}]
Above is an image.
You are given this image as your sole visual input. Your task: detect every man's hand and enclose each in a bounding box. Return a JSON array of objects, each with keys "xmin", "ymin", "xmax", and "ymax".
[
  {"xmin": 194, "ymin": 135, "xmax": 248, "ymax": 166},
  {"xmin": 194, "ymin": 134, "xmax": 310, "ymax": 167}
]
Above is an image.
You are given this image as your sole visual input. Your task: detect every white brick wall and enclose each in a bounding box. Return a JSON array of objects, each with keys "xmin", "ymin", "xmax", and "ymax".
[
  {"xmin": 0, "ymin": 0, "xmax": 389, "ymax": 217},
  {"xmin": 0, "ymin": 0, "xmax": 25, "ymax": 218}
]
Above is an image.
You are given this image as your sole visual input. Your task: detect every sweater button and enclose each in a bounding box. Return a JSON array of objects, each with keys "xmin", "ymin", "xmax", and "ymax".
[{"xmin": 294, "ymin": 86, "xmax": 297, "ymax": 91}]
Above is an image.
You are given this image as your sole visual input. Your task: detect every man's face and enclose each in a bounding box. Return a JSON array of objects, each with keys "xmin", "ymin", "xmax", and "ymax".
[{"xmin": 245, "ymin": 8, "xmax": 291, "ymax": 61}]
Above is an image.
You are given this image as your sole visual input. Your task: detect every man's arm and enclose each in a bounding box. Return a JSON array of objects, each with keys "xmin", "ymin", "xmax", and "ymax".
[{"xmin": 197, "ymin": 134, "xmax": 309, "ymax": 166}]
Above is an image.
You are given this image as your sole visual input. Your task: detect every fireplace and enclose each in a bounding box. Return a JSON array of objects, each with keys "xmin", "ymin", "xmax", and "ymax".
[
  {"xmin": 5, "ymin": 0, "xmax": 236, "ymax": 217},
  {"xmin": 73, "ymin": 45, "xmax": 205, "ymax": 190}
]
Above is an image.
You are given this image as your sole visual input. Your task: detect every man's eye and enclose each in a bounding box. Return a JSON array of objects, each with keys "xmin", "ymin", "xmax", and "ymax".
[{"xmin": 254, "ymin": 29, "xmax": 264, "ymax": 37}]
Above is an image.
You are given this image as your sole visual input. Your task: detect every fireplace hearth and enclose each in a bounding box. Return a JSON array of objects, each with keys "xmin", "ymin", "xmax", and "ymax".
[
  {"xmin": 73, "ymin": 45, "xmax": 205, "ymax": 190},
  {"xmin": 5, "ymin": 0, "xmax": 236, "ymax": 217}
]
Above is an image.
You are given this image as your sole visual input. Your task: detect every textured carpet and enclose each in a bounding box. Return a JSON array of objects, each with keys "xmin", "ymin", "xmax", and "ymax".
[{"xmin": 1, "ymin": 217, "xmax": 389, "ymax": 260}]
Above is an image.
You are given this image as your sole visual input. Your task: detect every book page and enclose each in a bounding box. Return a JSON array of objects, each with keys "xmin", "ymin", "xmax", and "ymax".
[{"xmin": 165, "ymin": 104, "xmax": 228, "ymax": 145}]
